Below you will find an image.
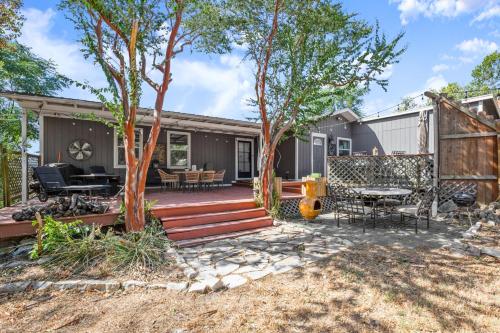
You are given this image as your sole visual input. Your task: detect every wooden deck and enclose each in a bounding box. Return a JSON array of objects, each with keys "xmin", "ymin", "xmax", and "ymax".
[{"xmin": 0, "ymin": 186, "xmax": 302, "ymax": 239}]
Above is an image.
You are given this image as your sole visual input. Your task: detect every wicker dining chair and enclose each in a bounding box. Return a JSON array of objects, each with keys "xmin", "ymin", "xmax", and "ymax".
[
  {"xmin": 200, "ymin": 171, "xmax": 215, "ymax": 190},
  {"xmin": 183, "ymin": 171, "xmax": 200, "ymax": 191},
  {"xmin": 213, "ymin": 170, "xmax": 225, "ymax": 188},
  {"xmin": 157, "ymin": 169, "xmax": 179, "ymax": 191}
]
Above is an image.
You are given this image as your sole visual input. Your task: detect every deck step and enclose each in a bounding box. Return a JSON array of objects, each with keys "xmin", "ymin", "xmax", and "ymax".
[
  {"xmin": 175, "ymin": 227, "xmax": 272, "ymax": 248},
  {"xmin": 282, "ymin": 186, "xmax": 302, "ymax": 194},
  {"xmin": 161, "ymin": 208, "xmax": 266, "ymax": 228},
  {"xmin": 153, "ymin": 200, "xmax": 256, "ymax": 218},
  {"xmin": 233, "ymin": 180, "xmax": 253, "ymax": 188},
  {"xmin": 282, "ymin": 180, "xmax": 303, "ymax": 187},
  {"xmin": 165, "ymin": 216, "xmax": 273, "ymax": 241}
]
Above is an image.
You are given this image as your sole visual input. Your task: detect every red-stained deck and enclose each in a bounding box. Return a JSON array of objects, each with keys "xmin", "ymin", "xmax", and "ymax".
[{"xmin": 0, "ymin": 186, "xmax": 301, "ymax": 239}]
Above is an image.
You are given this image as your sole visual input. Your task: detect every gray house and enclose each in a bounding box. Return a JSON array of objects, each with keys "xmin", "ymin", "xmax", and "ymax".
[
  {"xmin": 274, "ymin": 93, "xmax": 499, "ymax": 179},
  {"xmin": 1, "ymin": 92, "xmax": 260, "ymax": 185},
  {"xmin": 2, "ymin": 92, "xmax": 498, "ymax": 189}
]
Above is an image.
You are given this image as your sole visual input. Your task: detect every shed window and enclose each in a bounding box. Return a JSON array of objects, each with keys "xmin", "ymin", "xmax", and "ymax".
[
  {"xmin": 167, "ymin": 131, "xmax": 191, "ymax": 169},
  {"xmin": 337, "ymin": 137, "xmax": 351, "ymax": 156},
  {"xmin": 114, "ymin": 128, "xmax": 143, "ymax": 168}
]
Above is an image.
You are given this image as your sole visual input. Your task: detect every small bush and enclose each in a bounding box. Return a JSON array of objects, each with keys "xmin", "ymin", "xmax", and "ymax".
[
  {"xmin": 30, "ymin": 216, "xmax": 89, "ymax": 259},
  {"xmin": 107, "ymin": 222, "xmax": 171, "ymax": 271},
  {"xmin": 32, "ymin": 217, "xmax": 172, "ymax": 274}
]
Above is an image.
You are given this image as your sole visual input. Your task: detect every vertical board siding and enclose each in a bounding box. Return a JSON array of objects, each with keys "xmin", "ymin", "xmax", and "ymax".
[
  {"xmin": 43, "ymin": 117, "xmax": 256, "ymax": 184},
  {"xmin": 274, "ymin": 138, "xmax": 295, "ymax": 179},
  {"xmin": 439, "ymin": 100, "xmax": 498, "ymax": 204},
  {"xmin": 351, "ymin": 111, "xmax": 435, "ymax": 155},
  {"xmin": 296, "ymin": 115, "xmax": 352, "ymax": 179}
]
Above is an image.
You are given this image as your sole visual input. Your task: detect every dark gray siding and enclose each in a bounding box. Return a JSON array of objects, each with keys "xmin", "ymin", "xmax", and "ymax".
[
  {"xmin": 351, "ymin": 111, "xmax": 434, "ymax": 155},
  {"xmin": 296, "ymin": 115, "xmax": 352, "ymax": 178},
  {"xmin": 43, "ymin": 116, "xmax": 256, "ymax": 184},
  {"xmin": 43, "ymin": 116, "xmax": 115, "ymax": 172},
  {"xmin": 274, "ymin": 137, "xmax": 295, "ymax": 180}
]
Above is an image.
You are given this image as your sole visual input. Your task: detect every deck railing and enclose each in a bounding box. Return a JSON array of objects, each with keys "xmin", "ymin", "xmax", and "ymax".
[{"xmin": 0, "ymin": 145, "xmax": 40, "ymax": 208}]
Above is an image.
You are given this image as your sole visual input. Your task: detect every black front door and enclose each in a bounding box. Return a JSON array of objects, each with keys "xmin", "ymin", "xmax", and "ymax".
[{"xmin": 237, "ymin": 140, "xmax": 252, "ymax": 179}]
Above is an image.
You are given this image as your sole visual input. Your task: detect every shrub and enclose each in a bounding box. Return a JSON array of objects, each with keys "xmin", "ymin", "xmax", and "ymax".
[
  {"xmin": 30, "ymin": 216, "xmax": 89, "ymax": 259},
  {"xmin": 31, "ymin": 217, "xmax": 172, "ymax": 273}
]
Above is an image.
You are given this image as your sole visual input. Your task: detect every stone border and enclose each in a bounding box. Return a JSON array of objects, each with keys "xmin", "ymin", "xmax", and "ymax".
[
  {"xmin": 443, "ymin": 221, "xmax": 500, "ymax": 258},
  {"xmin": 0, "ymin": 279, "xmax": 191, "ymax": 295}
]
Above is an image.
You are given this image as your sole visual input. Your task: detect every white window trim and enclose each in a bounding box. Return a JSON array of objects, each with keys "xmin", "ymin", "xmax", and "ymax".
[
  {"xmin": 337, "ymin": 137, "xmax": 352, "ymax": 156},
  {"xmin": 167, "ymin": 130, "xmax": 191, "ymax": 169},
  {"xmin": 310, "ymin": 132, "xmax": 327, "ymax": 176},
  {"xmin": 113, "ymin": 128, "xmax": 143, "ymax": 169},
  {"xmin": 235, "ymin": 137, "xmax": 254, "ymax": 180}
]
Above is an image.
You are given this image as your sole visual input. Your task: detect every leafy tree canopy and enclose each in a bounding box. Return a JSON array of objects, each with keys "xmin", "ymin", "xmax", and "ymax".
[
  {"xmin": 471, "ymin": 51, "xmax": 499, "ymax": 90},
  {"xmin": 0, "ymin": 43, "xmax": 69, "ymax": 149},
  {"xmin": 0, "ymin": 0, "xmax": 23, "ymax": 49}
]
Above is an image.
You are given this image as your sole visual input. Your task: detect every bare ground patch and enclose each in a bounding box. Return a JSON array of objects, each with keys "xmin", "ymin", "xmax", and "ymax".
[{"xmin": 1, "ymin": 244, "xmax": 499, "ymax": 333}]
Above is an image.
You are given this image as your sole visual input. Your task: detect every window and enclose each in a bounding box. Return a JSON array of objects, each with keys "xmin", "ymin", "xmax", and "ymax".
[
  {"xmin": 167, "ymin": 131, "xmax": 191, "ymax": 169},
  {"xmin": 337, "ymin": 137, "xmax": 351, "ymax": 156},
  {"xmin": 114, "ymin": 128, "xmax": 143, "ymax": 168}
]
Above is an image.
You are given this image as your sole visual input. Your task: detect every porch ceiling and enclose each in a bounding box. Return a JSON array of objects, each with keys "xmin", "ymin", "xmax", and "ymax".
[{"xmin": 0, "ymin": 92, "xmax": 260, "ymax": 136}]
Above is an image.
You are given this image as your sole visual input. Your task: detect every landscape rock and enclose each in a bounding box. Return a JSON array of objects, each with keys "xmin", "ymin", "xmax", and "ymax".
[
  {"xmin": 32, "ymin": 281, "xmax": 53, "ymax": 290},
  {"xmin": 79, "ymin": 280, "xmax": 120, "ymax": 292},
  {"xmin": 166, "ymin": 282, "xmax": 188, "ymax": 291},
  {"xmin": 123, "ymin": 280, "xmax": 147, "ymax": 290},
  {"xmin": 214, "ymin": 261, "xmax": 239, "ymax": 276},
  {"xmin": 221, "ymin": 274, "xmax": 247, "ymax": 289},
  {"xmin": 52, "ymin": 280, "xmax": 82, "ymax": 290},
  {"xmin": 438, "ymin": 201, "xmax": 458, "ymax": 213},
  {"xmin": 481, "ymin": 247, "xmax": 500, "ymax": 258},
  {"xmin": 188, "ymin": 281, "xmax": 209, "ymax": 293},
  {"xmin": 0, "ymin": 281, "xmax": 31, "ymax": 294}
]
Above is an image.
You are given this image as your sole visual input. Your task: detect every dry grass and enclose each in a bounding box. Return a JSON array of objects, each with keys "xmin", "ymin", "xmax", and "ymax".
[{"xmin": 1, "ymin": 244, "xmax": 499, "ymax": 333}]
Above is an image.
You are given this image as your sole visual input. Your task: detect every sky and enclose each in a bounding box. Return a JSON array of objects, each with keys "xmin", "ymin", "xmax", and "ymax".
[{"xmin": 19, "ymin": 0, "xmax": 500, "ymax": 121}]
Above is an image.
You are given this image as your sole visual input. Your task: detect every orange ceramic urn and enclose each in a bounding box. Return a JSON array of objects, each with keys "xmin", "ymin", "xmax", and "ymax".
[{"xmin": 299, "ymin": 180, "xmax": 322, "ymax": 220}]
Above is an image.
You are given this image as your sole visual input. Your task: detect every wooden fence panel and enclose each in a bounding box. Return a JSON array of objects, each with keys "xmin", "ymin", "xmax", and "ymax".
[{"xmin": 438, "ymin": 99, "xmax": 498, "ymax": 204}]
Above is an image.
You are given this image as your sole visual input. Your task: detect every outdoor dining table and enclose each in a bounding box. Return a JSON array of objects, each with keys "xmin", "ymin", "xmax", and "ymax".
[
  {"xmin": 351, "ymin": 187, "xmax": 412, "ymax": 197},
  {"xmin": 352, "ymin": 187, "xmax": 413, "ymax": 218}
]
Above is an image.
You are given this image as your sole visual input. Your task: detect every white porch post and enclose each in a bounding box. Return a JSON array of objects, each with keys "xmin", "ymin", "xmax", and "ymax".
[{"xmin": 21, "ymin": 108, "xmax": 28, "ymax": 204}]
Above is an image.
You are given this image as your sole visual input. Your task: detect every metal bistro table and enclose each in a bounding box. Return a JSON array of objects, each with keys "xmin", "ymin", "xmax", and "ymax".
[{"xmin": 352, "ymin": 187, "xmax": 412, "ymax": 219}]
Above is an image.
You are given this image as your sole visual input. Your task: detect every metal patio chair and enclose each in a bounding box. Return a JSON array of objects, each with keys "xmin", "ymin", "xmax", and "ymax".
[{"xmin": 397, "ymin": 186, "xmax": 436, "ymax": 233}]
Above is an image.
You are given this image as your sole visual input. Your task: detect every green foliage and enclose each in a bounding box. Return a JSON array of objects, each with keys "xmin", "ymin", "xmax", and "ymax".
[
  {"xmin": 31, "ymin": 217, "xmax": 172, "ymax": 273},
  {"xmin": 60, "ymin": 0, "xmax": 232, "ymax": 134},
  {"xmin": 231, "ymin": 0, "xmax": 405, "ymax": 135},
  {"xmin": 0, "ymin": 0, "xmax": 23, "ymax": 48},
  {"xmin": 471, "ymin": 51, "xmax": 499, "ymax": 89},
  {"xmin": 106, "ymin": 221, "xmax": 171, "ymax": 271},
  {"xmin": 0, "ymin": 42, "xmax": 69, "ymax": 149},
  {"xmin": 29, "ymin": 217, "xmax": 88, "ymax": 259},
  {"xmin": 398, "ymin": 96, "xmax": 418, "ymax": 112}
]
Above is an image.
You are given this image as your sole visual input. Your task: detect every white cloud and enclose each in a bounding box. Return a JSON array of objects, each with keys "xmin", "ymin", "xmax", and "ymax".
[
  {"xmin": 390, "ymin": 0, "xmax": 497, "ymax": 25},
  {"xmin": 18, "ymin": 8, "xmax": 107, "ymax": 100},
  {"xmin": 456, "ymin": 38, "xmax": 498, "ymax": 54},
  {"xmin": 376, "ymin": 64, "xmax": 394, "ymax": 80},
  {"xmin": 425, "ymin": 74, "xmax": 448, "ymax": 90},
  {"xmin": 432, "ymin": 64, "xmax": 450, "ymax": 72},
  {"xmin": 471, "ymin": 5, "xmax": 500, "ymax": 22},
  {"xmin": 169, "ymin": 54, "xmax": 254, "ymax": 118}
]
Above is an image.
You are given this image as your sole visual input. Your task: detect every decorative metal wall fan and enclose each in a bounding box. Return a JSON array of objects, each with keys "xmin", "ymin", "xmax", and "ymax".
[{"xmin": 68, "ymin": 139, "xmax": 93, "ymax": 161}]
